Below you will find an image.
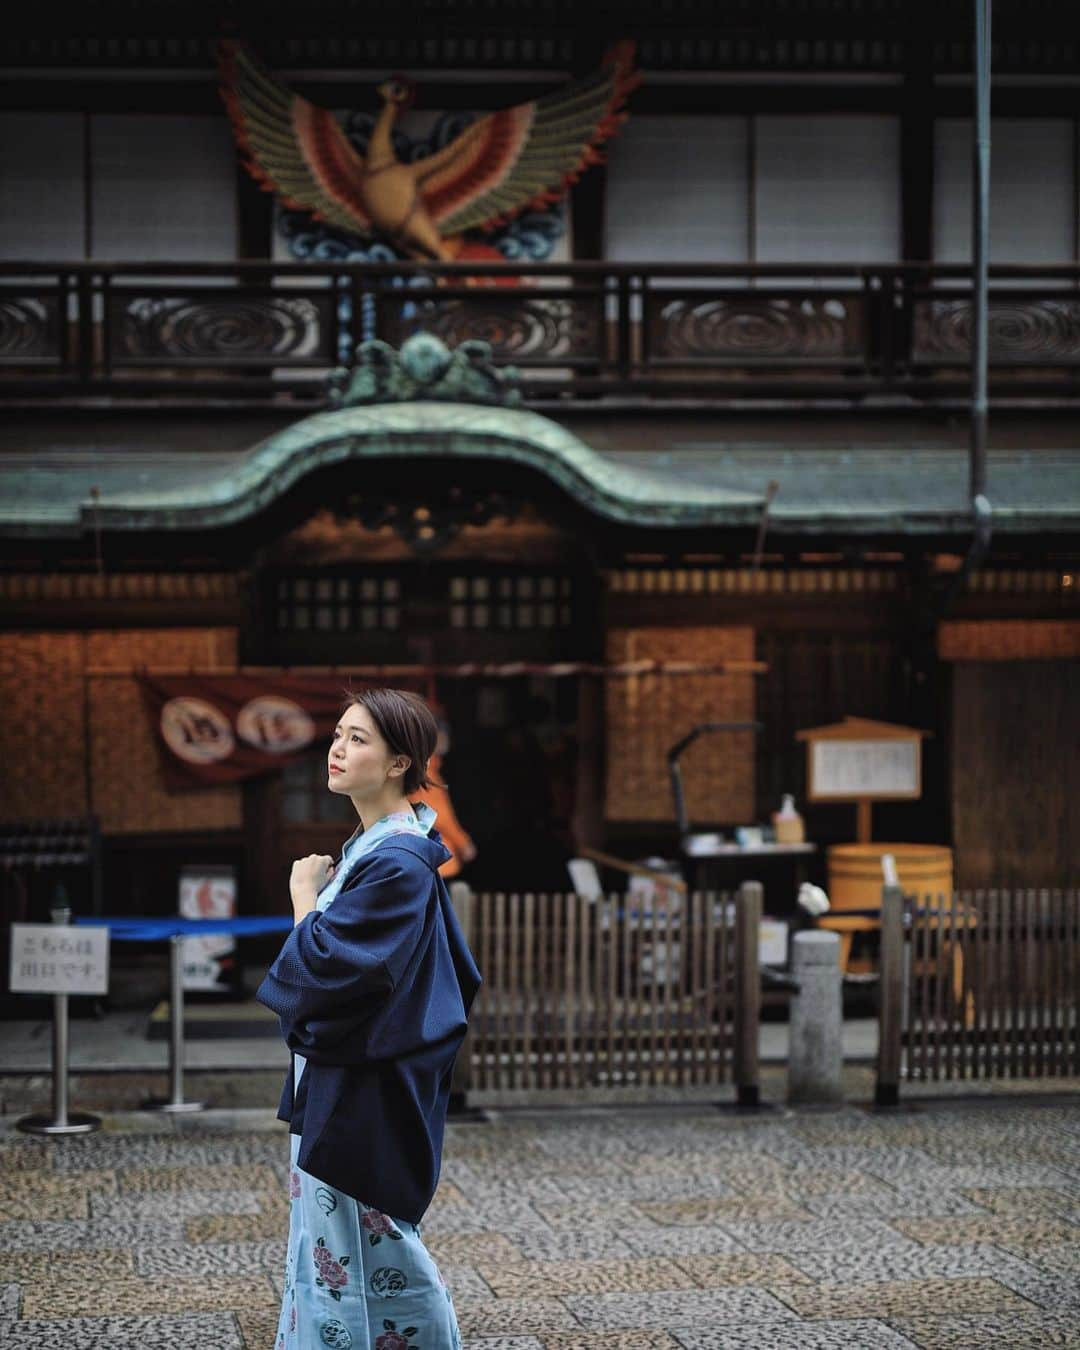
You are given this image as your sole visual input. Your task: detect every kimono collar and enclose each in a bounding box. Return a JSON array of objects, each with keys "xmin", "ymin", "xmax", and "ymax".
[{"xmin": 348, "ymin": 800, "xmax": 437, "ymax": 855}]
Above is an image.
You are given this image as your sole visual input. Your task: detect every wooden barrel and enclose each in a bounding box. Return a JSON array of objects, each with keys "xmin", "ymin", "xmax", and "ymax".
[{"xmin": 826, "ymin": 843, "xmax": 954, "ymax": 913}]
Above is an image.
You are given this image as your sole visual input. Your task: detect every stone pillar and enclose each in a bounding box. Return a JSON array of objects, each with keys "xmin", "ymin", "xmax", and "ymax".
[{"xmin": 787, "ymin": 930, "xmax": 844, "ymax": 1105}]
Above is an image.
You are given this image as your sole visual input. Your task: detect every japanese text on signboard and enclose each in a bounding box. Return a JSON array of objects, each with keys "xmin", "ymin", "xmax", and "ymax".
[{"xmin": 9, "ymin": 925, "xmax": 110, "ymax": 996}]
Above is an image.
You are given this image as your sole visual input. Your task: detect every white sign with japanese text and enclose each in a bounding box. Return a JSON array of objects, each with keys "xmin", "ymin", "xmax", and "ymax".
[
  {"xmin": 9, "ymin": 924, "xmax": 110, "ymax": 996},
  {"xmin": 810, "ymin": 739, "xmax": 920, "ymax": 799}
]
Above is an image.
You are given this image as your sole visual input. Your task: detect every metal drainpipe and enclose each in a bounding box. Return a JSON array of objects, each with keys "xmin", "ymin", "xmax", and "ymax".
[
  {"xmin": 944, "ymin": 0, "xmax": 994, "ymax": 613},
  {"xmin": 967, "ymin": 4, "xmax": 993, "ymax": 560}
]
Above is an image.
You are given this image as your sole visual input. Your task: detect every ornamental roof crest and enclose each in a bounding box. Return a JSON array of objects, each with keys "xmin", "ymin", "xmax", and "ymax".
[{"xmin": 327, "ymin": 333, "xmax": 522, "ymax": 409}]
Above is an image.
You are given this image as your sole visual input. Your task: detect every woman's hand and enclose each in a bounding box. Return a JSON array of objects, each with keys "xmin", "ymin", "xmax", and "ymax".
[{"xmin": 290, "ymin": 854, "xmax": 335, "ymax": 925}]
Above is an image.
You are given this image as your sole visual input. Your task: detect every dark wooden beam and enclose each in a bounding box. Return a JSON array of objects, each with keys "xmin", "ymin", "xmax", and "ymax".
[
  {"xmin": 235, "ymin": 157, "xmax": 272, "ymax": 260},
  {"xmin": 901, "ymin": 39, "xmax": 934, "ymax": 262}
]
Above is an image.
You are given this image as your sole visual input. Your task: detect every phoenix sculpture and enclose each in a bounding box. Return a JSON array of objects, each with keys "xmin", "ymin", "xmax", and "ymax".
[{"xmin": 219, "ymin": 40, "xmax": 640, "ymax": 263}]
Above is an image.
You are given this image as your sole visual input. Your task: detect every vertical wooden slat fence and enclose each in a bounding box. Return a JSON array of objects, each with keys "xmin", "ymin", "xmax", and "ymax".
[
  {"xmin": 877, "ymin": 885, "xmax": 1080, "ymax": 1099},
  {"xmin": 453, "ymin": 882, "xmax": 761, "ymax": 1104}
]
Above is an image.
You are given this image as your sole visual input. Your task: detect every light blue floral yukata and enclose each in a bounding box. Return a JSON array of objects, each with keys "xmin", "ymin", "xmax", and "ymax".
[{"xmin": 275, "ymin": 803, "xmax": 462, "ymax": 1350}]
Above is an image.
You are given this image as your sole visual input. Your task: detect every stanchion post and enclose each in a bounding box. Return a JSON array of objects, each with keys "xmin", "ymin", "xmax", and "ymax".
[
  {"xmin": 734, "ymin": 880, "xmax": 762, "ymax": 1107},
  {"xmin": 876, "ymin": 883, "xmax": 905, "ymax": 1107},
  {"xmin": 143, "ymin": 932, "xmax": 205, "ymax": 1113},
  {"xmin": 17, "ymin": 903, "xmax": 101, "ymax": 1136}
]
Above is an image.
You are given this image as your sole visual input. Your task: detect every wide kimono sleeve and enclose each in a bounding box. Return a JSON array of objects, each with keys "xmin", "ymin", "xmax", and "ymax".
[{"xmin": 255, "ymin": 847, "xmax": 426, "ymax": 1063}]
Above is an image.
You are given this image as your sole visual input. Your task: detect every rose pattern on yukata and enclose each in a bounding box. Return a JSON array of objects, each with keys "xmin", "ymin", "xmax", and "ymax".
[
  {"xmin": 273, "ymin": 803, "xmax": 463, "ymax": 1350},
  {"xmin": 361, "ymin": 1209, "xmax": 403, "ymax": 1245}
]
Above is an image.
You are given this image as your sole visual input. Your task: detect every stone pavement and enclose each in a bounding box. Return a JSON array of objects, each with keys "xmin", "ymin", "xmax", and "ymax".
[{"xmin": 0, "ymin": 1097, "xmax": 1078, "ymax": 1349}]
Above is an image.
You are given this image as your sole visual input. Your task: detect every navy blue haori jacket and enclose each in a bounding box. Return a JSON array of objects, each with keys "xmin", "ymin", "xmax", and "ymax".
[{"xmin": 256, "ymin": 830, "xmax": 481, "ymax": 1223}]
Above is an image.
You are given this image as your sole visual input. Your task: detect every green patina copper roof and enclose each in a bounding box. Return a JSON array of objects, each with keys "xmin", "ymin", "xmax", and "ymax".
[
  {"xmin": 1, "ymin": 415, "xmax": 1079, "ymax": 539},
  {"xmin": 0, "ymin": 332, "xmax": 1077, "ymax": 539},
  {"xmin": 0, "ymin": 401, "xmax": 764, "ymax": 538}
]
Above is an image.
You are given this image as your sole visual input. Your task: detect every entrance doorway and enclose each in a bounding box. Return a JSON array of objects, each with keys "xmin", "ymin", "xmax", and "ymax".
[{"xmin": 436, "ymin": 675, "xmax": 580, "ymax": 891}]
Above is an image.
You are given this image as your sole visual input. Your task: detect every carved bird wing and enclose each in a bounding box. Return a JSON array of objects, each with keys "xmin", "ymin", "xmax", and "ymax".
[
  {"xmin": 414, "ymin": 41, "xmax": 640, "ymax": 235},
  {"xmin": 218, "ymin": 41, "xmax": 374, "ymax": 236}
]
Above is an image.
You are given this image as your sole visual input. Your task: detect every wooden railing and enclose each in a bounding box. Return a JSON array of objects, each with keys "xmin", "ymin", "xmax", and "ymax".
[
  {"xmin": 877, "ymin": 885, "xmax": 1080, "ymax": 1101},
  {"xmin": 449, "ymin": 882, "xmax": 762, "ymax": 1105},
  {"xmin": 4, "ymin": 260, "xmax": 1080, "ymax": 408}
]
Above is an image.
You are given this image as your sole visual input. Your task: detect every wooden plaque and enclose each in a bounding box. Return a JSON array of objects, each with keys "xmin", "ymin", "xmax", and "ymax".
[{"xmin": 797, "ymin": 717, "xmax": 927, "ymax": 803}]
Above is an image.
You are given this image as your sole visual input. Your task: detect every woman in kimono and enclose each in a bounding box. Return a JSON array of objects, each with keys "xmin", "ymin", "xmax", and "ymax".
[{"xmin": 258, "ymin": 687, "xmax": 481, "ymax": 1350}]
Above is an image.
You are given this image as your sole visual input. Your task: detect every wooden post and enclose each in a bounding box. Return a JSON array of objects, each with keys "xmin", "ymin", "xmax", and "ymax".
[
  {"xmin": 856, "ymin": 799, "xmax": 872, "ymax": 844},
  {"xmin": 733, "ymin": 880, "xmax": 762, "ymax": 1107},
  {"xmin": 876, "ymin": 883, "xmax": 905, "ymax": 1106},
  {"xmin": 449, "ymin": 882, "xmax": 474, "ymax": 1110}
]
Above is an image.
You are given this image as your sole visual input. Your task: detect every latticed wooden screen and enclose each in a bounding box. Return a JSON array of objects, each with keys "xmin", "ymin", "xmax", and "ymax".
[
  {"xmin": 939, "ymin": 619, "xmax": 1080, "ymax": 661},
  {"xmin": 0, "ymin": 627, "xmax": 242, "ymax": 833},
  {"xmin": 605, "ymin": 626, "xmax": 756, "ymax": 823},
  {"xmin": 0, "ymin": 633, "xmax": 88, "ymax": 819},
  {"xmin": 87, "ymin": 629, "xmax": 242, "ymax": 835}
]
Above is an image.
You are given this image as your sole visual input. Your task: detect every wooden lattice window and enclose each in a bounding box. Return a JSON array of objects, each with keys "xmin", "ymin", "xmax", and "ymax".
[
  {"xmin": 448, "ymin": 573, "xmax": 573, "ymax": 630},
  {"xmin": 275, "ymin": 575, "xmax": 402, "ymax": 633}
]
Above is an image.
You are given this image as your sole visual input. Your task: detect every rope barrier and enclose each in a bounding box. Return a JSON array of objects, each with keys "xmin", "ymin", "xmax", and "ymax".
[
  {"xmin": 70, "ymin": 914, "xmax": 292, "ymax": 1115},
  {"xmin": 74, "ymin": 915, "xmax": 292, "ymax": 940}
]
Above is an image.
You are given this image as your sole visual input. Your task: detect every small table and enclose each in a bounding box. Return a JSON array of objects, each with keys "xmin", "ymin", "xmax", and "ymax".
[{"xmin": 682, "ymin": 841, "xmax": 817, "ymax": 913}]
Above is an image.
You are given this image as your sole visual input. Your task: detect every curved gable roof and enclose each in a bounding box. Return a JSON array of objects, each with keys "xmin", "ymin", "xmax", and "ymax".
[{"xmin": 0, "ymin": 402, "xmax": 762, "ymax": 537}]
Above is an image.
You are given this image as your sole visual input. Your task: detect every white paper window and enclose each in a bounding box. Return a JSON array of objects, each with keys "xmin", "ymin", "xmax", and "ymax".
[
  {"xmin": 934, "ymin": 118, "xmax": 1075, "ymax": 264},
  {"xmin": 754, "ymin": 115, "xmax": 901, "ymax": 265},
  {"xmin": 90, "ymin": 115, "xmax": 237, "ymax": 261},
  {"xmin": 0, "ymin": 114, "xmax": 85, "ymax": 260},
  {"xmin": 605, "ymin": 115, "xmax": 750, "ymax": 262}
]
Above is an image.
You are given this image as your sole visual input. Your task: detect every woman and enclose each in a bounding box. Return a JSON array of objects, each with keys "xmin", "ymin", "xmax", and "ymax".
[{"xmin": 258, "ymin": 687, "xmax": 481, "ymax": 1350}]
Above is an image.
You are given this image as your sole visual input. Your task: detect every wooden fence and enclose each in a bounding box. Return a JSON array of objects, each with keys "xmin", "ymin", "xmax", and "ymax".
[
  {"xmin": 877, "ymin": 885, "xmax": 1080, "ymax": 1102},
  {"xmin": 450, "ymin": 882, "xmax": 762, "ymax": 1105}
]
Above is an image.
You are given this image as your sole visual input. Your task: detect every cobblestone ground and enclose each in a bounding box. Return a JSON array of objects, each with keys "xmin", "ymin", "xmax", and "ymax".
[{"xmin": 0, "ymin": 1098, "xmax": 1078, "ymax": 1349}]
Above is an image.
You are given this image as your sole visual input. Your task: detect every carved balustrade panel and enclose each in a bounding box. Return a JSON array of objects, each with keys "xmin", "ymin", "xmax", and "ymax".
[
  {"xmin": 374, "ymin": 287, "xmax": 605, "ymax": 365},
  {"xmin": 0, "ymin": 294, "xmax": 61, "ymax": 362},
  {"xmin": 4, "ymin": 262, "xmax": 1080, "ymax": 401},
  {"xmin": 108, "ymin": 291, "xmax": 335, "ymax": 364},
  {"xmin": 913, "ymin": 296, "xmax": 1080, "ymax": 364},
  {"xmin": 644, "ymin": 289, "xmax": 864, "ymax": 363}
]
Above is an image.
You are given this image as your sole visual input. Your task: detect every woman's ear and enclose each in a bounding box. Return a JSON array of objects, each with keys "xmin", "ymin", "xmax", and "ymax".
[{"xmin": 389, "ymin": 756, "xmax": 411, "ymax": 780}]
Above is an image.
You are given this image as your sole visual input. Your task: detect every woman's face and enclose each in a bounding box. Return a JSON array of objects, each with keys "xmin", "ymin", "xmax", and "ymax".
[{"xmin": 327, "ymin": 702, "xmax": 409, "ymax": 799}]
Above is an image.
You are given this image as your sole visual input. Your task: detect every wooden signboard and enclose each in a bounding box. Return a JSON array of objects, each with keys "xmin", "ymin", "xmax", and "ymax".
[{"xmin": 796, "ymin": 717, "xmax": 929, "ymax": 842}]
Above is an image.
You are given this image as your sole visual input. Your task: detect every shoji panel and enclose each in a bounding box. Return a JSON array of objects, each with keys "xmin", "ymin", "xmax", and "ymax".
[
  {"xmin": 0, "ymin": 113, "xmax": 85, "ymax": 260},
  {"xmin": 90, "ymin": 114, "xmax": 238, "ymax": 260},
  {"xmin": 755, "ymin": 115, "xmax": 901, "ymax": 264},
  {"xmin": 934, "ymin": 118, "xmax": 1075, "ymax": 264},
  {"xmin": 605, "ymin": 115, "xmax": 750, "ymax": 262}
]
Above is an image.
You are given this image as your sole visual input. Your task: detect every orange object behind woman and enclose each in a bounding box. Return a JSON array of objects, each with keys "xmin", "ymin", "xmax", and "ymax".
[{"xmin": 415, "ymin": 724, "xmax": 477, "ymax": 879}]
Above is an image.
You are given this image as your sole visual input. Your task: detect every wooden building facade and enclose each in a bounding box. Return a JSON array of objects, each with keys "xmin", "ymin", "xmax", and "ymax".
[{"xmin": 1, "ymin": 0, "xmax": 1078, "ymax": 921}]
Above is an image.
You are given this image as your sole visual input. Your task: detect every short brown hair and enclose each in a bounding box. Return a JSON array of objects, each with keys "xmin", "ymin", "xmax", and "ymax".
[{"xmin": 342, "ymin": 687, "xmax": 438, "ymax": 796}]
